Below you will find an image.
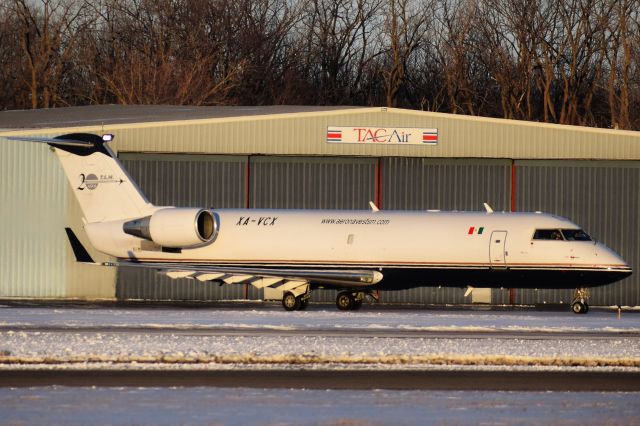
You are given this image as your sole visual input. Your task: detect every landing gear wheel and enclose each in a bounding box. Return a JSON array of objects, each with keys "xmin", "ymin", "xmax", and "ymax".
[
  {"xmin": 299, "ymin": 298, "xmax": 309, "ymax": 310},
  {"xmin": 572, "ymin": 301, "xmax": 588, "ymax": 314},
  {"xmin": 336, "ymin": 291, "xmax": 354, "ymax": 311},
  {"xmin": 571, "ymin": 287, "xmax": 590, "ymax": 315},
  {"xmin": 282, "ymin": 292, "xmax": 301, "ymax": 311}
]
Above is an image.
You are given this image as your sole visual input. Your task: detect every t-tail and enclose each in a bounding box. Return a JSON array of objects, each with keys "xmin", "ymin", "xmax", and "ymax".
[
  {"xmin": 10, "ymin": 133, "xmax": 153, "ymax": 222},
  {"xmin": 8, "ymin": 133, "xmax": 217, "ymax": 258}
]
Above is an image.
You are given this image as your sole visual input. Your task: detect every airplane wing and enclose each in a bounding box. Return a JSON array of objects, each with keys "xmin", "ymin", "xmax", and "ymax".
[
  {"xmin": 64, "ymin": 223, "xmax": 382, "ymax": 299},
  {"xmin": 114, "ymin": 260, "xmax": 382, "ymax": 297}
]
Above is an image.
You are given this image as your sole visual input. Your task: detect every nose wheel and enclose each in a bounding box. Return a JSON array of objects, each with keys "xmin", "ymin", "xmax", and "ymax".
[{"xmin": 571, "ymin": 287, "xmax": 590, "ymax": 314}]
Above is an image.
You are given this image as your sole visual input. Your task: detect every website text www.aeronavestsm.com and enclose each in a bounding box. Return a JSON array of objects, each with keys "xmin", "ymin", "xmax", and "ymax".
[{"xmin": 321, "ymin": 218, "xmax": 390, "ymax": 225}]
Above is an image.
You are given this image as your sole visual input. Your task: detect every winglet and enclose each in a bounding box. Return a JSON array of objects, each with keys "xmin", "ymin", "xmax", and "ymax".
[{"xmin": 64, "ymin": 228, "xmax": 95, "ymax": 263}]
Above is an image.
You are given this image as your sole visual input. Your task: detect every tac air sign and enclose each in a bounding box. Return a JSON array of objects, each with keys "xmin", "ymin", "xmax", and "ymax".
[{"xmin": 326, "ymin": 126, "xmax": 438, "ymax": 146}]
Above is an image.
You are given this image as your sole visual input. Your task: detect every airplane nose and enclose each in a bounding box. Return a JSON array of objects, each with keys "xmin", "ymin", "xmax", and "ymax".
[{"xmin": 595, "ymin": 242, "xmax": 631, "ymax": 270}]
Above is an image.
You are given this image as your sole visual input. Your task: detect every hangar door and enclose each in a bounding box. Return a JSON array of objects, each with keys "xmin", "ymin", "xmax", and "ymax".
[
  {"xmin": 381, "ymin": 157, "xmax": 512, "ymax": 304},
  {"xmin": 514, "ymin": 160, "xmax": 639, "ymax": 306},
  {"xmin": 249, "ymin": 156, "xmax": 378, "ymax": 302},
  {"xmin": 116, "ymin": 154, "xmax": 377, "ymax": 302},
  {"xmin": 116, "ymin": 154, "xmax": 247, "ymax": 301}
]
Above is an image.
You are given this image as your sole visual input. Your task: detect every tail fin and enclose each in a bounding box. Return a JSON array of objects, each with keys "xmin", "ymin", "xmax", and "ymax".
[{"xmin": 9, "ymin": 133, "xmax": 153, "ymax": 222}]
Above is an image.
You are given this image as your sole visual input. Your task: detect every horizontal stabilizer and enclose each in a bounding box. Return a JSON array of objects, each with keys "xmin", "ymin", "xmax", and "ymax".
[
  {"xmin": 64, "ymin": 228, "xmax": 95, "ymax": 263},
  {"xmin": 8, "ymin": 136, "xmax": 94, "ymax": 147},
  {"xmin": 7, "ymin": 133, "xmax": 115, "ymax": 158}
]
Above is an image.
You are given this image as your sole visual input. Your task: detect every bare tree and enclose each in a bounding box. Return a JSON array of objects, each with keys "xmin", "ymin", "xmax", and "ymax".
[
  {"xmin": 298, "ymin": 0, "xmax": 383, "ymax": 104},
  {"xmin": 12, "ymin": 0, "xmax": 94, "ymax": 108},
  {"xmin": 381, "ymin": 0, "xmax": 433, "ymax": 107},
  {"xmin": 0, "ymin": 0, "xmax": 637, "ymax": 129}
]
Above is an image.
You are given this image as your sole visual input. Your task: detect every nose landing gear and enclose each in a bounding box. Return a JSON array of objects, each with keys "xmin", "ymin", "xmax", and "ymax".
[{"xmin": 571, "ymin": 287, "xmax": 590, "ymax": 314}]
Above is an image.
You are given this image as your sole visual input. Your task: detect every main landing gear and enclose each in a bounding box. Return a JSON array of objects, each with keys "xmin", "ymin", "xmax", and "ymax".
[
  {"xmin": 281, "ymin": 288, "xmax": 374, "ymax": 312},
  {"xmin": 571, "ymin": 287, "xmax": 590, "ymax": 314},
  {"xmin": 282, "ymin": 291, "xmax": 310, "ymax": 311},
  {"xmin": 336, "ymin": 291, "xmax": 367, "ymax": 311}
]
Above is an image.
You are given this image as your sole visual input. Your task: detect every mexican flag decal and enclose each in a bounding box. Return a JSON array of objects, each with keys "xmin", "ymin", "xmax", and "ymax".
[{"xmin": 468, "ymin": 226, "xmax": 484, "ymax": 235}]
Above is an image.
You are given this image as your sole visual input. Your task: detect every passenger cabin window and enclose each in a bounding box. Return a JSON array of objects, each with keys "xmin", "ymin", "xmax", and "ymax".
[{"xmin": 532, "ymin": 229, "xmax": 592, "ymax": 241}]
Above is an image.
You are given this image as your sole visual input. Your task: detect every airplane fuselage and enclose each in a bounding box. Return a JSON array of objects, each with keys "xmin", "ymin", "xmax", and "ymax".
[{"xmin": 86, "ymin": 209, "xmax": 631, "ymax": 291}]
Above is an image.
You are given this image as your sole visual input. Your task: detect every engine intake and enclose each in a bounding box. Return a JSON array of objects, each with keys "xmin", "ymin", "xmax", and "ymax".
[{"xmin": 123, "ymin": 208, "xmax": 217, "ymax": 248}]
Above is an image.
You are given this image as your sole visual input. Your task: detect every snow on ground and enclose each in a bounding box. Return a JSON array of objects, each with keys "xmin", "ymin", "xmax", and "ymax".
[
  {"xmin": 0, "ymin": 303, "xmax": 638, "ymax": 332},
  {"xmin": 2, "ymin": 387, "xmax": 639, "ymax": 426},
  {"xmin": 1, "ymin": 331, "xmax": 639, "ymax": 368},
  {"xmin": 0, "ymin": 305, "xmax": 638, "ymax": 370}
]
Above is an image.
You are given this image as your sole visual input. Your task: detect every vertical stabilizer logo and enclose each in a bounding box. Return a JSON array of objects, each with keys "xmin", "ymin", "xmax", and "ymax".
[{"xmin": 77, "ymin": 173, "xmax": 124, "ymax": 191}]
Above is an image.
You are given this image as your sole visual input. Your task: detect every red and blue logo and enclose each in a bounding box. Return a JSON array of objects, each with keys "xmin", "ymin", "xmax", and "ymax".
[
  {"xmin": 327, "ymin": 129, "xmax": 342, "ymax": 142},
  {"xmin": 422, "ymin": 130, "xmax": 438, "ymax": 144}
]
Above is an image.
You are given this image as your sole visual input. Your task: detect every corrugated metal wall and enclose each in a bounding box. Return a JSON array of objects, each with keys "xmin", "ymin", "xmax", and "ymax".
[
  {"xmin": 249, "ymin": 156, "xmax": 377, "ymax": 302},
  {"xmin": 116, "ymin": 155, "xmax": 377, "ymax": 302},
  {"xmin": 514, "ymin": 161, "xmax": 640, "ymax": 306},
  {"xmin": 0, "ymin": 138, "xmax": 68, "ymax": 297},
  {"xmin": 250, "ymin": 156, "xmax": 377, "ymax": 209},
  {"xmin": 117, "ymin": 154, "xmax": 248, "ymax": 300},
  {"xmin": 380, "ymin": 158, "xmax": 512, "ymax": 304},
  {"xmin": 0, "ymin": 138, "xmax": 115, "ymax": 298}
]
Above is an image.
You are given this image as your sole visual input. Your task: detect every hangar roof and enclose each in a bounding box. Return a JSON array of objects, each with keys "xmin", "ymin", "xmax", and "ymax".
[
  {"xmin": 0, "ymin": 104, "xmax": 357, "ymax": 130},
  {"xmin": 0, "ymin": 105, "xmax": 639, "ymax": 160}
]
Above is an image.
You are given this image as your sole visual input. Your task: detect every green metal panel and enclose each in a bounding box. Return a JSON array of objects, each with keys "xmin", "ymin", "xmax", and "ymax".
[
  {"xmin": 0, "ymin": 138, "xmax": 67, "ymax": 297},
  {"xmin": 0, "ymin": 137, "xmax": 116, "ymax": 298}
]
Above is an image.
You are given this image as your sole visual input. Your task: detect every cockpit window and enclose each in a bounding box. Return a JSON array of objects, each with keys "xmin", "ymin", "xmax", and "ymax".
[
  {"xmin": 561, "ymin": 229, "xmax": 592, "ymax": 241},
  {"xmin": 533, "ymin": 229, "xmax": 592, "ymax": 241},
  {"xmin": 533, "ymin": 229, "xmax": 564, "ymax": 240}
]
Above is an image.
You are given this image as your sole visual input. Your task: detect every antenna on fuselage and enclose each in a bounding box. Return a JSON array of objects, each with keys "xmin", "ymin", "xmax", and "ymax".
[
  {"xmin": 483, "ymin": 203, "xmax": 494, "ymax": 213},
  {"xmin": 369, "ymin": 201, "xmax": 380, "ymax": 212}
]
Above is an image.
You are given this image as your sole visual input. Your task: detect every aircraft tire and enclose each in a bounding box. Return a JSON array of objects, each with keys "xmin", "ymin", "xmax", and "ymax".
[
  {"xmin": 336, "ymin": 292, "xmax": 354, "ymax": 311},
  {"xmin": 282, "ymin": 292, "xmax": 301, "ymax": 311},
  {"xmin": 299, "ymin": 298, "xmax": 309, "ymax": 310},
  {"xmin": 571, "ymin": 301, "xmax": 587, "ymax": 314}
]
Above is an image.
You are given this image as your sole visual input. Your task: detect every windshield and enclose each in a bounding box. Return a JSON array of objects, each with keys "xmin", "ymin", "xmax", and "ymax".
[
  {"xmin": 533, "ymin": 229, "xmax": 592, "ymax": 241},
  {"xmin": 561, "ymin": 229, "xmax": 592, "ymax": 241}
]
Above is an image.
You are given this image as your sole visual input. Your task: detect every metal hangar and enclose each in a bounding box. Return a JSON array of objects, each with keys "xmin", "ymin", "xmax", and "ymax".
[{"xmin": 1, "ymin": 105, "xmax": 638, "ymax": 306}]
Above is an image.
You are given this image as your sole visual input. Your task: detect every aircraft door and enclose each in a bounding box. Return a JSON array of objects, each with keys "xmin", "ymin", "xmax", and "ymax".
[{"xmin": 489, "ymin": 231, "xmax": 507, "ymax": 267}]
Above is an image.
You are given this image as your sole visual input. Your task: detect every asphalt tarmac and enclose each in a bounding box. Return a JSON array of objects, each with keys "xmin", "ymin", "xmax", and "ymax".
[{"xmin": 0, "ymin": 369, "xmax": 638, "ymax": 391}]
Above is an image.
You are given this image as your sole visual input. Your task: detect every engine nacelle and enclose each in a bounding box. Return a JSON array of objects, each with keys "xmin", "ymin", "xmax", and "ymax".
[{"xmin": 123, "ymin": 208, "xmax": 217, "ymax": 248}]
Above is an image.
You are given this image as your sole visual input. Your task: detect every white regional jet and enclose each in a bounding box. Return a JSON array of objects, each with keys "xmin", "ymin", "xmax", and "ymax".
[{"xmin": 7, "ymin": 133, "xmax": 632, "ymax": 314}]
